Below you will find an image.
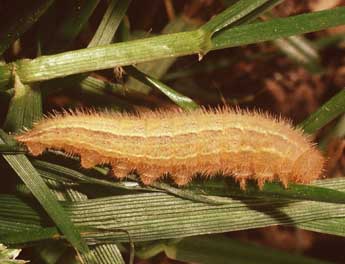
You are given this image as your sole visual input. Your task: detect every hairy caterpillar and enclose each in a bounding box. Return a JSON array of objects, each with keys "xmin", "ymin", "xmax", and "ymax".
[{"xmin": 15, "ymin": 107, "xmax": 325, "ymax": 189}]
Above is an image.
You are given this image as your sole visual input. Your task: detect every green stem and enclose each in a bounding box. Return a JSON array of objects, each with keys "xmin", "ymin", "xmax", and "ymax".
[
  {"xmin": 0, "ymin": 7, "xmax": 345, "ymax": 86},
  {"xmin": 13, "ymin": 30, "xmax": 204, "ymax": 84}
]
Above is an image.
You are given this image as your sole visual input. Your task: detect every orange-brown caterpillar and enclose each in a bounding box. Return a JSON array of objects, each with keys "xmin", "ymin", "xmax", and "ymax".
[{"xmin": 15, "ymin": 107, "xmax": 325, "ymax": 189}]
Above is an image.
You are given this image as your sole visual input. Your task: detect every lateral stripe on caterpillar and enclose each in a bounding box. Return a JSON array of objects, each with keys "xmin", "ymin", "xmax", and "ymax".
[{"xmin": 15, "ymin": 107, "xmax": 325, "ymax": 189}]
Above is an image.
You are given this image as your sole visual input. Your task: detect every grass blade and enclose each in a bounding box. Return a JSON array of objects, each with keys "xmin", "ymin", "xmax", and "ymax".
[
  {"xmin": 0, "ymin": 134, "xmax": 91, "ymax": 258},
  {"xmin": 201, "ymin": 0, "xmax": 283, "ymax": 35},
  {"xmin": 300, "ymin": 89, "xmax": 345, "ymax": 134},
  {"xmin": 126, "ymin": 17, "xmax": 196, "ymax": 94},
  {"xmin": 32, "ymin": 159, "xmax": 153, "ymax": 192},
  {"xmin": 124, "ymin": 66, "xmax": 199, "ymax": 110},
  {"xmin": 1, "ymin": 7, "xmax": 345, "ymax": 86},
  {"xmin": 187, "ymin": 178, "xmax": 345, "ymax": 204},
  {"xmin": 88, "ymin": 0, "xmax": 131, "ymax": 48},
  {"xmin": 3, "ymin": 177, "xmax": 345, "ymax": 245}
]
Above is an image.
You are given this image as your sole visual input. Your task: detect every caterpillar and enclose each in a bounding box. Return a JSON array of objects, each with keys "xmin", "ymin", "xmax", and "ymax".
[{"xmin": 15, "ymin": 107, "xmax": 325, "ymax": 189}]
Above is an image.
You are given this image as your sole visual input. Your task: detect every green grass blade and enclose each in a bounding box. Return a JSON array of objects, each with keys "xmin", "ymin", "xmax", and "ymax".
[
  {"xmin": 0, "ymin": 144, "xmax": 25, "ymax": 154},
  {"xmin": 2, "ymin": 183, "xmax": 345, "ymax": 245},
  {"xmin": 201, "ymin": 0, "xmax": 282, "ymax": 35},
  {"xmin": 87, "ymin": 0, "xmax": 193, "ymax": 111},
  {"xmin": 30, "ymin": 154, "xmax": 345, "ymax": 206},
  {"xmin": 88, "ymin": 0, "xmax": 131, "ymax": 48},
  {"xmin": 1, "ymin": 69, "xmax": 93, "ymax": 260},
  {"xmin": 124, "ymin": 66, "xmax": 199, "ymax": 111},
  {"xmin": 123, "ymin": 18, "xmax": 199, "ymax": 110},
  {"xmin": 212, "ymin": 7, "xmax": 345, "ymax": 50},
  {"xmin": 91, "ymin": 244, "xmax": 125, "ymax": 264},
  {"xmin": 1, "ymin": 7, "xmax": 344, "ymax": 86},
  {"xmin": 66, "ymin": 189, "xmax": 125, "ymax": 264},
  {"xmin": 126, "ymin": 16, "xmax": 197, "ymax": 95},
  {"xmin": 0, "ymin": 133, "xmax": 91, "ymax": 259},
  {"xmin": 2, "ymin": 178, "xmax": 345, "ymax": 245},
  {"xmin": 32, "ymin": 159, "xmax": 156, "ymax": 192},
  {"xmin": 298, "ymin": 218, "xmax": 345, "ymax": 237},
  {"xmin": 35, "ymin": 161, "xmax": 126, "ymax": 263},
  {"xmin": 187, "ymin": 178, "xmax": 345, "ymax": 204},
  {"xmin": 33, "ymin": 159, "xmax": 345, "ymax": 205},
  {"xmin": 319, "ymin": 113, "xmax": 345, "ymax": 150},
  {"xmin": 1, "ymin": 156, "xmax": 91, "ymax": 255},
  {"xmin": 146, "ymin": 180, "xmax": 230, "ymax": 205},
  {"xmin": 42, "ymin": 0, "xmax": 132, "ymax": 108},
  {"xmin": 260, "ymin": 12, "xmax": 323, "ymax": 73},
  {"xmin": 300, "ymin": 89, "xmax": 345, "ymax": 134}
]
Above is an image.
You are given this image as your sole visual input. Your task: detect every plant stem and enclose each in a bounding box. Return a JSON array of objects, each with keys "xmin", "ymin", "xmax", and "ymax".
[{"xmin": 0, "ymin": 7, "xmax": 345, "ymax": 87}]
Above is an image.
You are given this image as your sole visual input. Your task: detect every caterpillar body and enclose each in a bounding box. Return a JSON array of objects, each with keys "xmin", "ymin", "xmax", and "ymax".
[{"xmin": 15, "ymin": 107, "xmax": 325, "ymax": 189}]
